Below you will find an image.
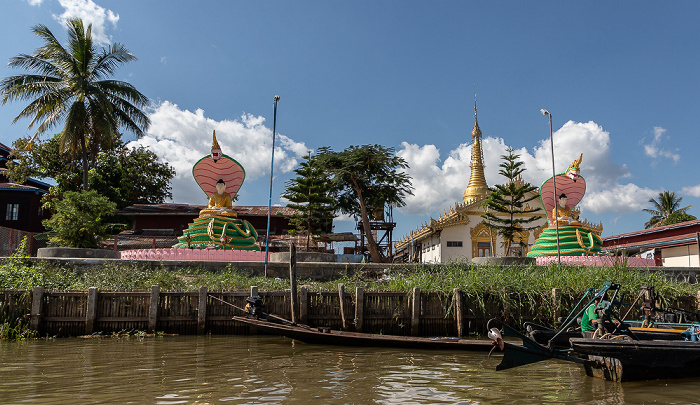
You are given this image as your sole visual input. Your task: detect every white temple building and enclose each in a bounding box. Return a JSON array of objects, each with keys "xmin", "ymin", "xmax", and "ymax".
[{"xmin": 394, "ymin": 103, "xmax": 550, "ymax": 263}]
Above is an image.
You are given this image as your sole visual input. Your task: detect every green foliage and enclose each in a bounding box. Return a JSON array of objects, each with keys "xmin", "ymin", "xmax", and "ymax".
[
  {"xmin": 0, "ymin": 18, "xmax": 150, "ymax": 190},
  {"xmin": 42, "ymin": 190, "xmax": 117, "ymax": 248},
  {"xmin": 8, "ymin": 135, "xmax": 174, "ymax": 209},
  {"xmin": 481, "ymin": 147, "xmax": 542, "ymax": 254},
  {"xmin": 316, "ymin": 144, "xmax": 413, "ymax": 262},
  {"xmin": 282, "ymin": 153, "xmax": 335, "ymax": 248},
  {"xmin": 0, "ymin": 258, "xmax": 697, "ymax": 329},
  {"xmin": 644, "ymin": 191, "xmax": 694, "ymax": 228}
]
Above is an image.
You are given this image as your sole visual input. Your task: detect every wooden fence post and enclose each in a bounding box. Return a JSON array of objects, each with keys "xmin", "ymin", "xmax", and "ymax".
[
  {"xmin": 289, "ymin": 245, "xmax": 298, "ymax": 323},
  {"xmin": 453, "ymin": 288, "xmax": 464, "ymax": 338},
  {"xmin": 299, "ymin": 286, "xmax": 308, "ymax": 325},
  {"xmin": 198, "ymin": 286, "xmax": 207, "ymax": 335},
  {"xmin": 148, "ymin": 285, "xmax": 160, "ymax": 333},
  {"xmin": 552, "ymin": 288, "xmax": 562, "ymax": 325},
  {"xmin": 85, "ymin": 287, "xmax": 98, "ymax": 335},
  {"xmin": 411, "ymin": 287, "xmax": 421, "ymax": 336},
  {"xmin": 30, "ymin": 286, "xmax": 44, "ymax": 332},
  {"xmin": 355, "ymin": 287, "xmax": 364, "ymax": 332},
  {"xmin": 338, "ymin": 283, "xmax": 347, "ymax": 330}
]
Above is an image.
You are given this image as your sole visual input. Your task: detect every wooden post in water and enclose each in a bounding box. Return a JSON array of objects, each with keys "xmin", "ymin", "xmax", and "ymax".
[
  {"xmin": 148, "ymin": 285, "xmax": 160, "ymax": 333},
  {"xmin": 198, "ymin": 286, "xmax": 208, "ymax": 335},
  {"xmin": 338, "ymin": 283, "xmax": 347, "ymax": 330},
  {"xmin": 552, "ymin": 288, "xmax": 562, "ymax": 325},
  {"xmin": 289, "ymin": 244, "xmax": 298, "ymax": 324},
  {"xmin": 355, "ymin": 287, "xmax": 364, "ymax": 332},
  {"xmin": 299, "ymin": 286, "xmax": 308, "ymax": 325},
  {"xmin": 453, "ymin": 288, "xmax": 464, "ymax": 338},
  {"xmin": 85, "ymin": 287, "xmax": 98, "ymax": 335},
  {"xmin": 30, "ymin": 286, "xmax": 44, "ymax": 332},
  {"xmin": 411, "ymin": 287, "xmax": 421, "ymax": 336}
]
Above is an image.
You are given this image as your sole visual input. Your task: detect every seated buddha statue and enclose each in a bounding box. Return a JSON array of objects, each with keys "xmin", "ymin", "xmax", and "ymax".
[
  {"xmin": 199, "ymin": 179, "xmax": 237, "ymax": 217},
  {"xmin": 551, "ymin": 193, "xmax": 581, "ymax": 226}
]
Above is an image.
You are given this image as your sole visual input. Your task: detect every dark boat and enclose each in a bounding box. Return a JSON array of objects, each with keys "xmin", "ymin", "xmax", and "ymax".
[
  {"xmin": 488, "ymin": 317, "xmax": 700, "ymax": 382},
  {"xmin": 233, "ymin": 316, "xmax": 498, "ymax": 351},
  {"xmin": 570, "ymin": 337, "xmax": 700, "ymax": 382}
]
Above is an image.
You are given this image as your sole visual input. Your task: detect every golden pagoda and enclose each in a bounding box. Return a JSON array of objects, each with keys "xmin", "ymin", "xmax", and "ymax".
[{"xmin": 463, "ymin": 97, "xmax": 489, "ymax": 204}]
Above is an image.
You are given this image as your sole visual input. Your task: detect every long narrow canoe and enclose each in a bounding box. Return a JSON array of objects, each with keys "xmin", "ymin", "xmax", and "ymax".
[{"xmin": 233, "ymin": 316, "xmax": 499, "ymax": 351}]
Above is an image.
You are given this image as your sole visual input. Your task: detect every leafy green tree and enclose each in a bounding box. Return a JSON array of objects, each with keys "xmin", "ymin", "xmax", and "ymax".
[
  {"xmin": 481, "ymin": 147, "xmax": 542, "ymax": 256},
  {"xmin": 282, "ymin": 153, "xmax": 336, "ymax": 250},
  {"xmin": 644, "ymin": 191, "xmax": 695, "ymax": 228},
  {"xmin": 316, "ymin": 144, "xmax": 413, "ymax": 263},
  {"xmin": 7, "ymin": 135, "xmax": 175, "ymax": 209},
  {"xmin": 0, "ymin": 18, "xmax": 150, "ymax": 191},
  {"xmin": 42, "ymin": 190, "xmax": 117, "ymax": 248}
]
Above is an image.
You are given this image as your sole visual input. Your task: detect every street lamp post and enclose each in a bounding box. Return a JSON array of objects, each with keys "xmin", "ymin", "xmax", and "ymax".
[
  {"xmin": 264, "ymin": 95, "xmax": 280, "ymax": 277},
  {"xmin": 540, "ymin": 109, "xmax": 561, "ymax": 270}
]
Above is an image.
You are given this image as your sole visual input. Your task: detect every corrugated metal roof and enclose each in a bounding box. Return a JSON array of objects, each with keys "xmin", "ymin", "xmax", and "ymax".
[
  {"xmin": 118, "ymin": 203, "xmax": 298, "ymax": 216},
  {"xmin": 602, "ymin": 232, "xmax": 699, "ymax": 252},
  {"xmin": 603, "ymin": 219, "xmax": 700, "ymax": 242}
]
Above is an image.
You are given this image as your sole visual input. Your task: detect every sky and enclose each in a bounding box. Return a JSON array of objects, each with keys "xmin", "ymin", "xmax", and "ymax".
[{"xmin": 1, "ymin": 0, "xmax": 700, "ymax": 241}]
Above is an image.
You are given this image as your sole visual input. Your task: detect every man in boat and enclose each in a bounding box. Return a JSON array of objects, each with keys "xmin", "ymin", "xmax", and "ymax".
[{"xmin": 581, "ymin": 293, "xmax": 620, "ymax": 337}]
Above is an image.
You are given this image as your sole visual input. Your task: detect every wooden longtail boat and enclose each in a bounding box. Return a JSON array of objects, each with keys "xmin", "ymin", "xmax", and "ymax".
[
  {"xmin": 488, "ymin": 318, "xmax": 700, "ymax": 382},
  {"xmin": 233, "ymin": 316, "xmax": 498, "ymax": 351},
  {"xmin": 570, "ymin": 337, "xmax": 700, "ymax": 382}
]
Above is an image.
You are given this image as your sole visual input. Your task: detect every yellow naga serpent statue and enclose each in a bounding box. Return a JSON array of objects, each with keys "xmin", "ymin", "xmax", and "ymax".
[{"xmin": 527, "ymin": 154, "xmax": 603, "ymax": 257}]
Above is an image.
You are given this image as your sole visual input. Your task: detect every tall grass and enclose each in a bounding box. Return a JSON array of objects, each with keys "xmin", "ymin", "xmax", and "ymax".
[{"xmin": 1, "ymin": 257, "xmax": 697, "ymax": 330}]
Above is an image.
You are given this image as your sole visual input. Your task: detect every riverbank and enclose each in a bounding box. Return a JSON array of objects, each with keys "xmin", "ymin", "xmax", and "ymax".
[{"xmin": 2, "ymin": 258, "xmax": 699, "ymax": 339}]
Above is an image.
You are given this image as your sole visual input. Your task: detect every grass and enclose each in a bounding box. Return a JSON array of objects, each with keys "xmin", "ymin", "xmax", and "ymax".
[{"xmin": 1, "ymin": 248, "xmax": 698, "ymax": 338}]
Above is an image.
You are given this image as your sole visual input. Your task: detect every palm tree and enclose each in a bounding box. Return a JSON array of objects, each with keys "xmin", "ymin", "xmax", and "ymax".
[
  {"xmin": 643, "ymin": 191, "xmax": 695, "ymax": 228},
  {"xmin": 1, "ymin": 18, "xmax": 150, "ymax": 190}
]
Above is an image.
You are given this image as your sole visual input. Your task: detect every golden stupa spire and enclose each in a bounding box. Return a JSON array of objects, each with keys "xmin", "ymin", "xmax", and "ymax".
[{"xmin": 463, "ymin": 95, "xmax": 489, "ymax": 204}]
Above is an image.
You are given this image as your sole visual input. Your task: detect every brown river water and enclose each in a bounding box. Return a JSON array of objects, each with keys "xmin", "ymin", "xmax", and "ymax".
[{"xmin": 1, "ymin": 335, "xmax": 698, "ymax": 404}]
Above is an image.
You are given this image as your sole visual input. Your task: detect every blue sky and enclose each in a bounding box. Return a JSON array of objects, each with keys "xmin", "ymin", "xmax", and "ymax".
[{"xmin": 1, "ymin": 0, "xmax": 699, "ymax": 240}]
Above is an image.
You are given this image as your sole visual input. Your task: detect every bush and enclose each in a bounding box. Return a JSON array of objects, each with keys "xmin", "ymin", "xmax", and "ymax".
[{"xmin": 42, "ymin": 190, "xmax": 117, "ymax": 248}]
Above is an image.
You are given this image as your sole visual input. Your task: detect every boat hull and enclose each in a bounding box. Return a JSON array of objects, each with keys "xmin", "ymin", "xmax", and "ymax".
[
  {"xmin": 233, "ymin": 316, "xmax": 496, "ymax": 351},
  {"xmin": 570, "ymin": 338, "xmax": 700, "ymax": 382}
]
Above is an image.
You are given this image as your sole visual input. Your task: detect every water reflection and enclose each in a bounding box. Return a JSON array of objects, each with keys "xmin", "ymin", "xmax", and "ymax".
[{"xmin": 1, "ymin": 335, "xmax": 699, "ymax": 404}]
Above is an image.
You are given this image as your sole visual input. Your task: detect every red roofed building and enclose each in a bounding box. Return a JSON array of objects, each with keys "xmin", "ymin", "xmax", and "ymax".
[
  {"xmin": 601, "ymin": 220, "xmax": 700, "ymax": 267},
  {"xmin": 117, "ymin": 203, "xmax": 317, "ymax": 250}
]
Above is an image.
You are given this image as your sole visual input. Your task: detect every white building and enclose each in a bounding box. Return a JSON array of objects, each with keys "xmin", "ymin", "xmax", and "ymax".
[{"xmin": 395, "ymin": 104, "xmax": 549, "ymax": 263}]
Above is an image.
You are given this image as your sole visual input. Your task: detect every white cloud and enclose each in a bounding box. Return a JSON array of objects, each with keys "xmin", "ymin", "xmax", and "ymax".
[
  {"xmin": 53, "ymin": 0, "xmax": 119, "ymax": 46},
  {"xmin": 682, "ymin": 185, "xmax": 700, "ymax": 198},
  {"xmin": 26, "ymin": 0, "xmax": 44, "ymax": 6},
  {"xmin": 128, "ymin": 101, "xmax": 308, "ymax": 205},
  {"xmin": 582, "ymin": 183, "xmax": 658, "ymax": 214},
  {"xmin": 642, "ymin": 126, "xmax": 680, "ymax": 164},
  {"xmin": 397, "ymin": 120, "xmax": 650, "ymax": 218}
]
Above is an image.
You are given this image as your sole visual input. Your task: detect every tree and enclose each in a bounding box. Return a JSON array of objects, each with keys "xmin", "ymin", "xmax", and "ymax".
[
  {"xmin": 6, "ymin": 135, "xmax": 175, "ymax": 209},
  {"xmin": 282, "ymin": 153, "xmax": 336, "ymax": 250},
  {"xmin": 316, "ymin": 144, "xmax": 413, "ymax": 263},
  {"xmin": 481, "ymin": 147, "xmax": 542, "ymax": 256},
  {"xmin": 643, "ymin": 191, "xmax": 695, "ymax": 228},
  {"xmin": 42, "ymin": 190, "xmax": 117, "ymax": 248},
  {"xmin": 0, "ymin": 18, "xmax": 150, "ymax": 191}
]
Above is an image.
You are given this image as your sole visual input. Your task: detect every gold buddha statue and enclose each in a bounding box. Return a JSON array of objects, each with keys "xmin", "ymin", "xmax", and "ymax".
[
  {"xmin": 200, "ymin": 179, "xmax": 237, "ymax": 217},
  {"xmin": 551, "ymin": 193, "xmax": 581, "ymax": 226}
]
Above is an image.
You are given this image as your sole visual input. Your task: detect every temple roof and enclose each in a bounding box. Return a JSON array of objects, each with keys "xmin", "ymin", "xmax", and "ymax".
[{"xmin": 463, "ymin": 97, "xmax": 489, "ymax": 204}]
